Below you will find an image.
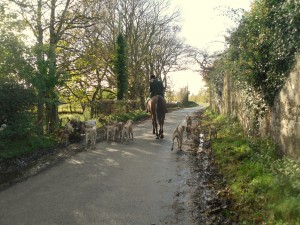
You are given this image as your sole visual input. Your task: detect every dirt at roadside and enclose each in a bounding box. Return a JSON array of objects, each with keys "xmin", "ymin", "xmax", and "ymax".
[
  {"xmin": 0, "ymin": 143, "xmax": 85, "ymax": 190},
  {"xmin": 175, "ymin": 110, "xmax": 233, "ymax": 225}
]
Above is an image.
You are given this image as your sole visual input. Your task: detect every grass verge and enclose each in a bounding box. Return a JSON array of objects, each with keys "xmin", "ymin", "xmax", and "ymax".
[
  {"xmin": 0, "ymin": 135, "xmax": 56, "ymax": 159},
  {"xmin": 202, "ymin": 110, "xmax": 300, "ymax": 225}
]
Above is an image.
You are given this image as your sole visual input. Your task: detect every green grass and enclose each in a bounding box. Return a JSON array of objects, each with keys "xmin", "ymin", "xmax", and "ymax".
[
  {"xmin": 0, "ymin": 135, "xmax": 56, "ymax": 159},
  {"xmin": 202, "ymin": 109, "xmax": 300, "ymax": 224}
]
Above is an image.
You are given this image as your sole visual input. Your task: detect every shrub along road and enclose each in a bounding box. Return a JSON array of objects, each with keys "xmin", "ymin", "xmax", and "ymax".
[{"xmin": 0, "ymin": 106, "xmax": 228, "ymax": 225}]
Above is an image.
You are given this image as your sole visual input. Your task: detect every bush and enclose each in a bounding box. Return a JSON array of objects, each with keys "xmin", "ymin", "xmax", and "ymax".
[
  {"xmin": 0, "ymin": 82, "xmax": 36, "ymax": 123},
  {"xmin": 0, "ymin": 82, "xmax": 58, "ymax": 159}
]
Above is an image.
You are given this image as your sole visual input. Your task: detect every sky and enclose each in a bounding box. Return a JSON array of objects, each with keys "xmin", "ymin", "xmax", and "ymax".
[{"xmin": 168, "ymin": 0, "xmax": 252, "ymax": 95}]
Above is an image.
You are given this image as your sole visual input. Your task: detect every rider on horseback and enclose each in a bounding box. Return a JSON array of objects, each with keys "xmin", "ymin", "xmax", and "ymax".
[
  {"xmin": 150, "ymin": 75, "xmax": 165, "ymax": 98},
  {"xmin": 145, "ymin": 75, "xmax": 167, "ymax": 113}
]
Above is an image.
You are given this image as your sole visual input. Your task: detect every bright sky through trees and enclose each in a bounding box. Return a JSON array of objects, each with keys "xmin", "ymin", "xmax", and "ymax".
[{"xmin": 169, "ymin": 0, "xmax": 252, "ymax": 95}]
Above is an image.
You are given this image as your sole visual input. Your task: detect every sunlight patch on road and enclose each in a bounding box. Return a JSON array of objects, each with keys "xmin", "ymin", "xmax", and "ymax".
[
  {"xmin": 106, "ymin": 148, "xmax": 119, "ymax": 152},
  {"xmin": 100, "ymin": 171, "xmax": 107, "ymax": 176},
  {"xmin": 90, "ymin": 149, "xmax": 106, "ymax": 155},
  {"xmin": 68, "ymin": 159, "xmax": 84, "ymax": 165},
  {"xmin": 130, "ymin": 147, "xmax": 155, "ymax": 155},
  {"xmin": 121, "ymin": 151, "xmax": 136, "ymax": 158},
  {"xmin": 105, "ymin": 158, "xmax": 120, "ymax": 167},
  {"xmin": 110, "ymin": 142, "xmax": 120, "ymax": 146},
  {"xmin": 150, "ymin": 141, "xmax": 165, "ymax": 147}
]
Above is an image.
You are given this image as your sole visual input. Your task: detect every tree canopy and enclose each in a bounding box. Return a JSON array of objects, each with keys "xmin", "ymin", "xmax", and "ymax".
[{"xmin": 1, "ymin": 0, "xmax": 188, "ymax": 134}]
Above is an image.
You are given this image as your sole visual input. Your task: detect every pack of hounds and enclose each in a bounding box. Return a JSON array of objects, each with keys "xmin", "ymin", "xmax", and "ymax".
[
  {"xmin": 171, "ymin": 113, "xmax": 218, "ymax": 151},
  {"xmin": 57, "ymin": 118, "xmax": 134, "ymax": 149},
  {"xmin": 56, "ymin": 112, "xmax": 217, "ymax": 151}
]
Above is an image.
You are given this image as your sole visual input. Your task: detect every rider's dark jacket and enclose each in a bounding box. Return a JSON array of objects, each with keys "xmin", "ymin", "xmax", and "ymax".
[{"xmin": 150, "ymin": 79, "xmax": 164, "ymax": 98}]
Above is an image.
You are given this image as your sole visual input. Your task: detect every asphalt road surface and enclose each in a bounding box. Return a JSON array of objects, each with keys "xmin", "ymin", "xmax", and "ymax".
[{"xmin": 0, "ymin": 106, "xmax": 204, "ymax": 225}]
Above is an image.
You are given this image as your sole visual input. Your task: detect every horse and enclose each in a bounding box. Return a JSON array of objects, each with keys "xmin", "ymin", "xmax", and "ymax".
[{"xmin": 147, "ymin": 95, "xmax": 166, "ymax": 139}]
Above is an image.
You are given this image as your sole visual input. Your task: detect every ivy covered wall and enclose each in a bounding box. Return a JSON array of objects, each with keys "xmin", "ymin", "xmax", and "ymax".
[
  {"xmin": 219, "ymin": 56, "xmax": 300, "ymax": 160},
  {"xmin": 209, "ymin": 0, "xmax": 300, "ymax": 160},
  {"xmin": 270, "ymin": 56, "xmax": 300, "ymax": 159}
]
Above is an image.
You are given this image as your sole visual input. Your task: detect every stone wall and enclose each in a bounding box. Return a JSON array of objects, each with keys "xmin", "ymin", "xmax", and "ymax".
[
  {"xmin": 270, "ymin": 56, "xmax": 300, "ymax": 159},
  {"xmin": 218, "ymin": 55, "xmax": 300, "ymax": 161}
]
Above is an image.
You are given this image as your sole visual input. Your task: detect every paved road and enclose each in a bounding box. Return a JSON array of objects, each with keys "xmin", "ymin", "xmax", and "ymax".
[{"xmin": 0, "ymin": 106, "xmax": 204, "ymax": 225}]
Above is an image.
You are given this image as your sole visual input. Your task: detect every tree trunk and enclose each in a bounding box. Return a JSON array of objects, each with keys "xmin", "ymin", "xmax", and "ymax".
[
  {"xmin": 47, "ymin": 0, "xmax": 59, "ymax": 133},
  {"xmin": 36, "ymin": 0, "xmax": 45, "ymax": 135},
  {"xmin": 139, "ymin": 85, "xmax": 146, "ymax": 110},
  {"xmin": 227, "ymin": 72, "xmax": 231, "ymax": 115},
  {"xmin": 37, "ymin": 91, "xmax": 44, "ymax": 135},
  {"xmin": 209, "ymin": 81, "xmax": 213, "ymax": 109}
]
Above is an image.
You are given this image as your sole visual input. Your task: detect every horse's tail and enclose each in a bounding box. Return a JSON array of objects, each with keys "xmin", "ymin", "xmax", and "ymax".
[{"xmin": 156, "ymin": 95, "xmax": 165, "ymax": 124}]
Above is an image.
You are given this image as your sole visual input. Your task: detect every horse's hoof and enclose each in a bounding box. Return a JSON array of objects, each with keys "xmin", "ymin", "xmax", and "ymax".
[
  {"xmin": 156, "ymin": 136, "xmax": 159, "ymax": 139},
  {"xmin": 160, "ymin": 134, "xmax": 164, "ymax": 139}
]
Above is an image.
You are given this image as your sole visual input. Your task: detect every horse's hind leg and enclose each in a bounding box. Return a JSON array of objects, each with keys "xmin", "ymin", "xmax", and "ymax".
[
  {"xmin": 153, "ymin": 121, "xmax": 159, "ymax": 138},
  {"xmin": 159, "ymin": 125, "xmax": 164, "ymax": 139},
  {"xmin": 152, "ymin": 121, "xmax": 156, "ymax": 134}
]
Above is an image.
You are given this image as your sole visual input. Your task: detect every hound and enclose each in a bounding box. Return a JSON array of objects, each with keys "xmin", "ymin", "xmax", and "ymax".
[
  {"xmin": 186, "ymin": 114, "xmax": 192, "ymax": 127},
  {"xmin": 106, "ymin": 125, "xmax": 115, "ymax": 141},
  {"xmin": 65, "ymin": 118, "xmax": 74, "ymax": 133},
  {"xmin": 171, "ymin": 125, "xmax": 185, "ymax": 151},
  {"xmin": 209, "ymin": 125, "xmax": 218, "ymax": 139},
  {"xmin": 186, "ymin": 124, "xmax": 193, "ymax": 140},
  {"xmin": 85, "ymin": 126, "xmax": 97, "ymax": 149},
  {"xmin": 115, "ymin": 122, "xmax": 124, "ymax": 140},
  {"xmin": 57, "ymin": 128, "xmax": 70, "ymax": 147},
  {"xmin": 121, "ymin": 120, "xmax": 133, "ymax": 143},
  {"xmin": 112, "ymin": 126, "xmax": 120, "ymax": 141}
]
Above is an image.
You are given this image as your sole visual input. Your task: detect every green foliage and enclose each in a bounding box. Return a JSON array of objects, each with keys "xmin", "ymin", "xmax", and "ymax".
[
  {"xmin": 103, "ymin": 110, "xmax": 148, "ymax": 124},
  {"xmin": 114, "ymin": 33, "xmax": 128, "ymax": 100},
  {"xmin": 204, "ymin": 109, "xmax": 300, "ymax": 224},
  {"xmin": 0, "ymin": 11, "xmax": 56, "ymax": 159},
  {"xmin": 0, "ymin": 30, "xmax": 34, "ymax": 84},
  {"xmin": 183, "ymin": 101, "xmax": 198, "ymax": 108},
  {"xmin": 176, "ymin": 86, "xmax": 189, "ymax": 105},
  {"xmin": 0, "ymin": 112, "xmax": 35, "ymax": 141},
  {"xmin": 0, "ymin": 82, "xmax": 36, "ymax": 123},
  {"xmin": 189, "ymin": 89, "xmax": 209, "ymax": 105},
  {"xmin": 212, "ymin": 0, "xmax": 300, "ymax": 106},
  {"xmin": 0, "ymin": 111, "xmax": 56, "ymax": 160},
  {"xmin": 208, "ymin": 58, "xmax": 226, "ymax": 98}
]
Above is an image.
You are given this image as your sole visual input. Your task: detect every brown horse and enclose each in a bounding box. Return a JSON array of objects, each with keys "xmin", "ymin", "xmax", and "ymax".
[{"xmin": 147, "ymin": 95, "xmax": 166, "ymax": 139}]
